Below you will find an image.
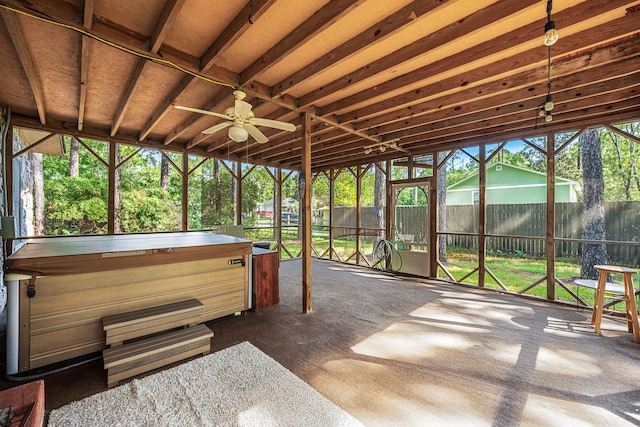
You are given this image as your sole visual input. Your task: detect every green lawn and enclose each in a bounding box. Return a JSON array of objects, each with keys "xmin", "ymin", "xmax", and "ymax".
[
  {"xmin": 243, "ymin": 228, "xmax": 637, "ymax": 308},
  {"xmin": 440, "ymin": 248, "xmax": 639, "ymax": 307}
]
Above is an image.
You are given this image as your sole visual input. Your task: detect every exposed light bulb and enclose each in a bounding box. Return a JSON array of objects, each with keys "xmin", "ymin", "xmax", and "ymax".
[
  {"xmin": 545, "ymin": 111, "xmax": 553, "ymax": 123},
  {"xmin": 228, "ymin": 124, "xmax": 248, "ymax": 142},
  {"xmin": 544, "ymin": 94, "xmax": 554, "ymax": 111},
  {"xmin": 364, "ymin": 147, "xmax": 372, "ymax": 155},
  {"xmin": 538, "ymin": 107, "xmax": 546, "ymax": 117},
  {"xmin": 544, "ymin": 20, "xmax": 558, "ymax": 46},
  {"xmin": 379, "ymin": 145, "xmax": 386, "ymax": 153}
]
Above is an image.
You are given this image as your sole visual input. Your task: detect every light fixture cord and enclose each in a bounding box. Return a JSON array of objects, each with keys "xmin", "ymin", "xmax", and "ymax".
[{"xmin": 547, "ymin": 45, "xmax": 552, "ymax": 96}]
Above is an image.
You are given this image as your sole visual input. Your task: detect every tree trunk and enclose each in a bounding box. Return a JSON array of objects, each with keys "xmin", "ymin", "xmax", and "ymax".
[
  {"xmin": 69, "ymin": 138, "xmax": 79, "ymax": 177},
  {"xmin": 437, "ymin": 152, "xmax": 447, "ymax": 262},
  {"xmin": 160, "ymin": 155, "xmax": 169, "ymax": 191},
  {"xmin": 580, "ymin": 128, "xmax": 607, "ymax": 279},
  {"xmin": 374, "ymin": 163, "xmax": 385, "ymax": 240},
  {"xmin": 32, "ymin": 152, "xmax": 45, "ymax": 235}
]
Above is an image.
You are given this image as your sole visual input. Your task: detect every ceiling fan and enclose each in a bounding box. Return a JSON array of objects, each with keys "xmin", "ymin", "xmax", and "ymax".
[{"xmin": 173, "ymin": 90, "xmax": 296, "ymax": 143}]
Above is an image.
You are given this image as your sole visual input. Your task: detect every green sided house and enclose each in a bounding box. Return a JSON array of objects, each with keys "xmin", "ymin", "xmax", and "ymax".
[{"xmin": 447, "ymin": 162, "xmax": 580, "ymax": 205}]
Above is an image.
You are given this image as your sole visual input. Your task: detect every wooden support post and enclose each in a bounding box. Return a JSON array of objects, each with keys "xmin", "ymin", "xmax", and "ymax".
[
  {"xmin": 182, "ymin": 151, "xmax": 188, "ymax": 231},
  {"xmin": 108, "ymin": 141, "xmax": 116, "ymax": 235},
  {"xmin": 478, "ymin": 145, "xmax": 486, "ymax": 288},
  {"xmin": 302, "ymin": 113, "xmax": 312, "ymax": 313},
  {"xmin": 5, "ymin": 123, "xmax": 15, "ymax": 258},
  {"xmin": 355, "ymin": 165, "xmax": 361, "ymax": 264},
  {"xmin": 235, "ymin": 162, "xmax": 242, "ymax": 226},
  {"xmin": 6, "ymin": 123, "xmax": 14, "ymax": 219},
  {"xmin": 276, "ymin": 168, "xmax": 282, "ymax": 252},
  {"xmin": 546, "ymin": 132, "xmax": 556, "ymax": 300},
  {"xmin": 329, "ymin": 168, "xmax": 335, "ymax": 260},
  {"xmin": 385, "ymin": 161, "xmax": 392, "ymax": 240},
  {"xmin": 429, "ymin": 152, "xmax": 438, "ymax": 278}
]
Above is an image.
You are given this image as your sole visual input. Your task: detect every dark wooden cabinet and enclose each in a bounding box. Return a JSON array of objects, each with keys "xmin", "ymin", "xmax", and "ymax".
[{"xmin": 252, "ymin": 248, "xmax": 280, "ymax": 310}]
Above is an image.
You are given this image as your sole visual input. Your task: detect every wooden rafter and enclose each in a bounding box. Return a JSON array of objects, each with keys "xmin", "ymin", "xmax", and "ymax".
[
  {"xmin": 272, "ymin": 0, "xmax": 451, "ymax": 95},
  {"xmin": 199, "ymin": 0, "xmax": 277, "ymax": 73},
  {"xmin": 303, "ymin": 0, "xmax": 632, "ymax": 111},
  {"xmin": 0, "ymin": 8, "xmax": 46, "ymax": 124},
  {"xmin": 110, "ymin": 0, "xmax": 186, "ymax": 137},
  {"xmin": 139, "ymin": 0, "xmax": 277, "ymax": 142},
  {"xmin": 336, "ymin": 30, "xmax": 640, "ymax": 125},
  {"xmin": 77, "ymin": 0, "xmax": 94, "ymax": 131},
  {"xmin": 0, "ymin": 0, "xmax": 638, "ymax": 172},
  {"xmin": 239, "ymin": 0, "xmax": 365, "ymax": 86}
]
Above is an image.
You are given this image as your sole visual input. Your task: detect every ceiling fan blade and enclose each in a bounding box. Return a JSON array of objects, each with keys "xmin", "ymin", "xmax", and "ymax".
[
  {"xmin": 252, "ymin": 118, "xmax": 296, "ymax": 132},
  {"xmin": 201, "ymin": 121, "xmax": 232, "ymax": 135},
  {"xmin": 235, "ymin": 99, "xmax": 253, "ymax": 118},
  {"xmin": 173, "ymin": 104, "xmax": 230, "ymax": 120},
  {"xmin": 245, "ymin": 124, "xmax": 269, "ymax": 143}
]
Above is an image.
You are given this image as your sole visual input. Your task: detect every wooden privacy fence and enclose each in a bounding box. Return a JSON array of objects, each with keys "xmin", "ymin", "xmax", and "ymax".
[
  {"xmin": 447, "ymin": 202, "xmax": 640, "ymax": 264},
  {"xmin": 330, "ymin": 202, "xmax": 640, "ymax": 264}
]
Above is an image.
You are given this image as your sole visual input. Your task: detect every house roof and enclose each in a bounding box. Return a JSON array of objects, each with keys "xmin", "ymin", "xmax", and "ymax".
[
  {"xmin": 447, "ymin": 161, "xmax": 578, "ymax": 190},
  {"xmin": 1, "ymin": 0, "xmax": 638, "ymax": 172}
]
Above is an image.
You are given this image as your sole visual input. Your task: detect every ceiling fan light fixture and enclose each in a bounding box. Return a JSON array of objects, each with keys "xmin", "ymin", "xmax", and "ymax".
[
  {"xmin": 544, "ymin": 20, "xmax": 558, "ymax": 46},
  {"xmin": 544, "ymin": 94, "xmax": 554, "ymax": 111},
  {"xmin": 228, "ymin": 124, "xmax": 248, "ymax": 142}
]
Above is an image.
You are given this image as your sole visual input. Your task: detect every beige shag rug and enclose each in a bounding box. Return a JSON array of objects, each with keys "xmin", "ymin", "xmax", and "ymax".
[{"xmin": 48, "ymin": 341, "xmax": 363, "ymax": 427}]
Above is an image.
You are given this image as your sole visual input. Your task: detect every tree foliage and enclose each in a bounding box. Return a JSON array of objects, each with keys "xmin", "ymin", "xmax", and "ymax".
[{"xmin": 32, "ymin": 121, "xmax": 639, "ymax": 236}]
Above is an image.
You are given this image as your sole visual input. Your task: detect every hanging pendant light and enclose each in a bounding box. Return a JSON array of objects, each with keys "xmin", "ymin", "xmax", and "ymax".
[
  {"xmin": 543, "ymin": 0, "xmax": 559, "ymax": 46},
  {"xmin": 537, "ymin": 1, "xmax": 558, "ymax": 126},
  {"xmin": 544, "ymin": 94, "xmax": 554, "ymax": 112},
  {"xmin": 544, "ymin": 20, "xmax": 558, "ymax": 46}
]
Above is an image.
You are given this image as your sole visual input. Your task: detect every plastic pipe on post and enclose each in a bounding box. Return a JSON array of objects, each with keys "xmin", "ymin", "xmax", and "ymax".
[{"xmin": 4, "ymin": 273, "xmax": 30, "ymax": 375}]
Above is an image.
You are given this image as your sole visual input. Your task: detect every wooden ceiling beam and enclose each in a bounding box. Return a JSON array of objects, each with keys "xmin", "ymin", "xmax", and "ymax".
[
  {"xmin": 382, "ymin": 81, "xmax": 640, "ymax": 142},
  {"xmin": 77, "ymin": 0, "xmax": 94, "ymax": 132},
  {"xmin": 149, "ymin": 0, "xmax": 185, "ymax": 54},
  {"xmin": 280, "ymin": 38, "xmax": 640, "ymax": 166},
  {"xmin": 0, "ymin": 0, "xmax": 239, "ymax": 141},
  {"xmin": 370, "ymin": 67, "xmax": 640, "ymax": 140},
  {"xmin": 361, "ymin": 58, "xmax": 640, "ymax": 135},
  {"xmin": 245, "ymin": 120, "xmax": 334, "ymax": 158},
  {"xmin": 256, "ymin": 128, "xmax": 355, "ymax": 163},
  {"xmin": 200, "ymin": 0, "xmax": 276, "ymax": 73},
  {"xmin": 166, "ymin": 0, "xmax": 281, "ymax": 146},
  {"xmin": 281, "ymin": 92, "xmax": 640, "ymax": 168},
  {"xmin": 0, "ymin": 8, "xmax": 46, "ymax": 124},
  {"xmin": 395, "ymin": 98, "xmax": 640, "ymax": 154},
  {"xmin": 111, "ymin": 0, "xmax": 185, "ymax": 136},
  {"xmin": 8, "ymin": 113, "xmax": 205, "ymax": 157},
  {"xmin": 272, "ymin": 0, "xmax": 453, "ymax": 96},
  {"xmin": 307, "ymin": 107, "xmax": 640, "ymax": 172},
  {"xmin": 302, "ymin": 0, "xmax": 636, "ymax": 110},
  {"xmin": 338, "ymin": 33, "xmax": 640, "ymax": 124},
  {"xmin": 239, "ymin": 0, "xmax": 366, "ymax": 86},
  {"xmin": 388, "ymin": 92, "xmax": 640, "ymax": 151}
]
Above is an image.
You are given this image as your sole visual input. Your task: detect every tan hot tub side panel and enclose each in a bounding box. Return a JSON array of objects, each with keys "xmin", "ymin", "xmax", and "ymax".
[{"xmin": 7, "ymin": 233, "xmax": 251, "ymax": 372}]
